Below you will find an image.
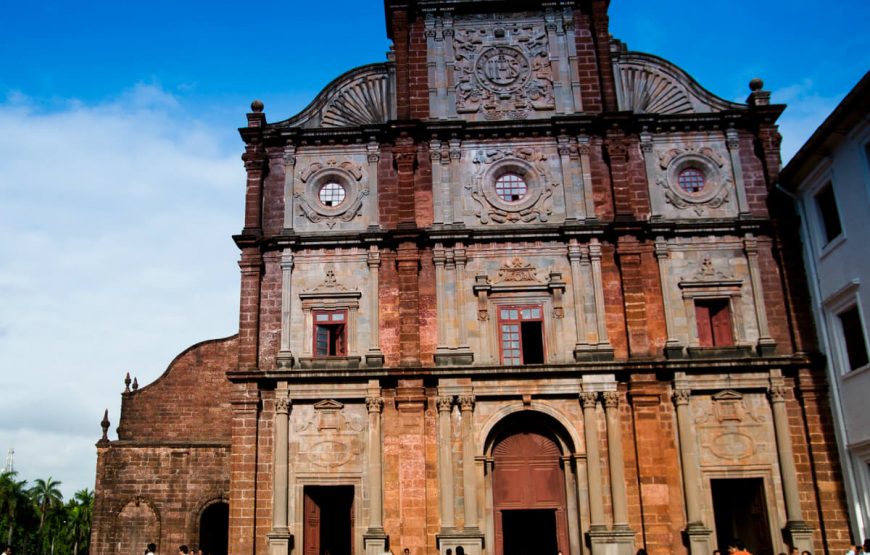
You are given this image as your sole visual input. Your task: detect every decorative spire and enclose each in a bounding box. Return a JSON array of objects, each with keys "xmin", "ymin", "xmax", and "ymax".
[
  {"xmin": 132, "ymin": 377, "xmax": 139, "ymax": 391},
  {"xmin": 124, "ymin": 372, "xmax": 131, "ymax": 393},
  {"xmin": 99, "ymin": 409, "xmax": 110, "ymax": 445}
]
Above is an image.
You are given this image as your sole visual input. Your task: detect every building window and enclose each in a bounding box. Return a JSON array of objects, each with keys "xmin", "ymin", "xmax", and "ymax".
[
  {"xmin": 815, "ymin": 182, "xmax": 842, "ymax": 244},
  {"xmin": 495, "ymin": 173, "xmax": 528, "ymax": 202},
  {"xmin": 677, "ymin": 167, "xmax": 706, "ymax": 193},
  {"xmin": 313, "ymin": 310, "xmax": 347, "ymax": 357},
  {"xmin": 695, "ymin": 299, "xmax": 734, "ymax": 347},
  {"xmin": 838, "ymin": 305, "xmax": 869, "ymax": 371},
  {"xmin": 318, "ymin": 182, "xmax": 346, "ymax": 207},
  {"xmin": 498, "ymin": 306, "xmax": 544, "ymax": 365}
]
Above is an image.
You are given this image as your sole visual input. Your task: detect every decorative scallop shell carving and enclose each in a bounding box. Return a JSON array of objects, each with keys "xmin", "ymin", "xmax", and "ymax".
[
  {"xmin": 619, "ymin": 65, "xmax": 693, "ymax": 114},
  {"xmin": 615, "ymin": 52, "xmax": 745, "ymax": 114},
  {"xmin": 321, "ymin": 74, "xmax": 390, "ymax": 127}
]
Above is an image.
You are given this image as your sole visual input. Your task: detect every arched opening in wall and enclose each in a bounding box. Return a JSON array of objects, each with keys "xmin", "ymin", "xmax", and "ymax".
[
  {"xmin": 489, "ymin": 412, "xmax": 571, "ymax": 555},
  {"xmin": 114, "ymin": 500, "xmax": 159, "ymax": 555},
  {"xmin": 199, "ymin": 502, "xmax": 229, "ymax": 555}
]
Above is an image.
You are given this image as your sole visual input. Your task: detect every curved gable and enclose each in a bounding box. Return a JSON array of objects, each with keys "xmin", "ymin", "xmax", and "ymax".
[
  {"xmin": 614, "ymin": 51, "xmax": 745, "ymax": 114},
  {"xmin": 271, "ymin": 63, "xmax": 395, "ymax": 129}
]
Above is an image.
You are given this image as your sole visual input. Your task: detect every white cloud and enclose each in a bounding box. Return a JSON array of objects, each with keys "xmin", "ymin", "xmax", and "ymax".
[
  {"xmin": 773, "ymin": 78, "xmax": 844, "ymax": 164},
  {"xmin": 0, "ymin": 84, "xmax": 244, "ymax": 498}
]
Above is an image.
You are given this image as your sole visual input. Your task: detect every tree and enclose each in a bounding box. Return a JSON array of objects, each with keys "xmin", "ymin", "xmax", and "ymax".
[
  {"xmin": 0, "ymin": 470, "xmax": 29, "ymax": 546},
  {"xmin": 69, "ymin": 489, "xmax": 93, "ymax": 555},
  {"xmin": 30, "ymin": 477, "xmax": 63, "ymax": 555}
]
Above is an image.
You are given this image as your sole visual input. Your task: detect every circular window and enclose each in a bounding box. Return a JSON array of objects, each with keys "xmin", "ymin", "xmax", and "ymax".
[
  {"xmin": 677, "ymin": 168, "xmax": 706, "ymax": 193},
  {"xmin": 318, "ymin": 182, "xmax": 346, "ymax": 207},
  {"xmin": 495, "ymin": 173, "xmax": 528, "ymax": 202}
]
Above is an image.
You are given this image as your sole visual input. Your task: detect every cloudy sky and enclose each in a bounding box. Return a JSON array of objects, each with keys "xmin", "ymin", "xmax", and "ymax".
[{"xmin": 0, "ymin": 0, "xmax": 868, "ymax": 499}]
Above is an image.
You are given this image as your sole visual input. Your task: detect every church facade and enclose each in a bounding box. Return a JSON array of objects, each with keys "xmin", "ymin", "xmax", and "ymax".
[{"xmin": 90, "ymin": 2, "xmax": 853, "ymax": 555}]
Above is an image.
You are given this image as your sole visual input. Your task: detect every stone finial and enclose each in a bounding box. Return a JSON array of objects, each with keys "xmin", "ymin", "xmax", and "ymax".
[
  {"xmin": 132, "ymin": 377, "xmax": 139, "ymax": 391},
  {"xmin": 99, "ymin": 409, "xmax": 110, "ymax": 444},
  {"xmin": 746, "ymin": 77, "xmax": 771, "ymax": 107},
  {"xmin": 749, "ymin": 78, "xmax": 764, "ymax": 92},
  {"xmin": 124, "ymin": 372, "xmax": 131, "ymax": 393},
  {"xmin": 250, "ymin": 99, "xmax": 264, "ymax": 113}
]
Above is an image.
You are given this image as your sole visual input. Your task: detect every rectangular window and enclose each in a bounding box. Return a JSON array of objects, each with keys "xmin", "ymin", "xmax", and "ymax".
[
  {"xmin": 498, "ymin": 305, "xmax": 544, "ymax": 365},
  {"xmin": 815, "ymin": 182, "xmax": 843, "ymax": 244},
  {"xmin": 695, "ymin": 299, "xmax": 734, "ymax": 347},
  {"xmin": 313, "ymin": 310, "xmax": 347, "ymax": 357},
  {"xmin": 838, "ymin": 305, "xmax": 869, "ymax": 371}
]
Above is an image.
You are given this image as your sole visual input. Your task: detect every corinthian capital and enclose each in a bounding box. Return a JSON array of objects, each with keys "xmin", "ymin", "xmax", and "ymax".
[
  {"xmin": 437, "ymin": 395, "xmax": 454, "ymax": 412},
  {"xmin": 365, "ymin": 397, "xmax": 384, "ymax": 413},
  {"xmin": 580, "ymin": 391, "xmax": 599, "ymax": 408},
  {"xmin": 457, "ymin": 395, "xmax": 475, "ymax": 412},
  {"xmin": 602, "ymin": 391, "xmax": 620, "ymax": 409}
]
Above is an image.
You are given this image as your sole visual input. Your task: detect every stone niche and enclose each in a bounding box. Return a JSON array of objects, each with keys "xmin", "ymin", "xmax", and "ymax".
[
  {"xmin": 643, "ymin": 134, "xmax": 741, "ymax": 220},
  {"xmin": 425, "ymin": 9, "xmax": 584, "ymax": 121}
]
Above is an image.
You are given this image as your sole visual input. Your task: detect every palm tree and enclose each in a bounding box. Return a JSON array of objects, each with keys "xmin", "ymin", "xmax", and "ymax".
[
  {"xmin": 70, "ymin": 489, "xmax": 94, "ymax": 555},
  {"xmin": 30, "ymin": 477, "xmax": 63, "ymax": 554},
  {"xmin": 0, "ymin": 470, "xmax": 28, "ymax": 545}
]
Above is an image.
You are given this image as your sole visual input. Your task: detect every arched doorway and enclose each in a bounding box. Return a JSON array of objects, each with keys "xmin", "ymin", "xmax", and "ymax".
[
  {"xmin": 491, "ymin": 416, "xmax": 570, "ymax": 555},
  {"xmin": 199, "ymin": 502, "xmax": 229, "ymax": 555},
  {"xmin": 115, "ymin": 500, "xmax": 159, "ymax": 555}
]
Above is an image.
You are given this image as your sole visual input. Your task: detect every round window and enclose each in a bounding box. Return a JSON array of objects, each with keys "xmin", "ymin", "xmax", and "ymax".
[
  {"xmin": 318, "ymin": 182, "xmax": 346, "ymax": 207},
  {"xmin": 495, "ymin": 173, "xmax": 528, "ymax": 202},
  {"xmin": 677, "ymin": 168, "xmax": 706, "ymax": 193}
]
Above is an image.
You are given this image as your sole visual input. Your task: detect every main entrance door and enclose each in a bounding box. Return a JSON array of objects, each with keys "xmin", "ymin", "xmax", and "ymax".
[
  {"xmin": 303, "ymin": 486, "xmax": 354, "ymax": 555},
  {"xmin": 711, "ymin": 478, "xmax": 773, "ymax": 555},
  {"xmin": 492, "ymin": 427, "xmax": 569, "ymax": 555}
]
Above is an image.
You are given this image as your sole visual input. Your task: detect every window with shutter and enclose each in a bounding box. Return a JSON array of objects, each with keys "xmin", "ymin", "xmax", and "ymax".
[{"xmin": 695, "ymin": 299, "xmax": 733, "ymax": 347}]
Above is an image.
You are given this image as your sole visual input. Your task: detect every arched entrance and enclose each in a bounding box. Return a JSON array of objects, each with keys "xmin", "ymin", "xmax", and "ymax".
[
  {"xmin": 199, "ymin": 502, "xmax": 229, "ymax": 555},
  {"xmin": 491, "ymin": 415, "xmax": 570, "ymax": 555}
]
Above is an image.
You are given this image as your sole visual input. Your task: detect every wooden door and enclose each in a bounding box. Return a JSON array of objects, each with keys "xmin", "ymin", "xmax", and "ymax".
[
  {"xmin": 304, "ymin": 490, "xmax": 321, "ymax": 555},
  {"xmin": 492, "ymin": 429, "xmax": 569, "ymax": 555}
]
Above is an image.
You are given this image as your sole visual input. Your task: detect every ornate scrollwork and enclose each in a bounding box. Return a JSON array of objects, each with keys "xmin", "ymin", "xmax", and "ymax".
[
  {"xmin": 602, "ymin": 391, "xmax": 620, "ymax": 409},
  {"xmin": 437, "ymin": 396, "xmax": 454, "ymax": 412},
  {"xmin": 365, "ymin": 397, "xmax": 384, "ymax": 413},
  {"xmin": 768, "ymin": 386, "xmax": 787, "ymax": 403},
  {"xmin": 673, "ymin": 388, "xmax": 691, "ymax": 405},
  {"xmin": 493, "ymin": 258, "xmax": 540, "ymax": 283},
  {"xmin": 295, "ymin": 158, "xmax": 368, "ymax": 229},
  {"xmin": 654, "ymin": 145, "xmax": 732, "ymax": 216},
  {"xmin": 580, "ymin": 391, "xmax": 599, "ymax": 408},
  {"xmin": 457, "ymin": 395, "xmax": 475, "ymax": 412},
  {"xmin": 275, "ymin": 396, "xmax": 291, "ymax": 415}
]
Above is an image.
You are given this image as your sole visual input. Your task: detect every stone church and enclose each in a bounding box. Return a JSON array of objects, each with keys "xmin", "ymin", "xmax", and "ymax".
[{"xmin": 90, "ymin": 1, "xmax": 853, "ymax": 555}]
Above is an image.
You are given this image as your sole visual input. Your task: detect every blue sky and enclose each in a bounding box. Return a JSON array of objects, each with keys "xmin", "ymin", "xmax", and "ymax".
[{"xmin": 0, "ymin": 0, "xmax": 868, "ymax": 499}]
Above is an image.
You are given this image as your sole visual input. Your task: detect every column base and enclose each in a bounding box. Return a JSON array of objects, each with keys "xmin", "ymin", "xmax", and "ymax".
[
  {"xmin": 664, "ymin": 341, "xmax": 685, "ymax": 359},
  {"xmin": 587, "ymin": 526, "xmax": 635, "ymax": 555},
  {"xmin": 276, "ymin": 351, "xmax": 295, "ymax": 369},
  {"xmin": 574, "ymin": 345, "xmax": 614, "ymax": 361},
  {"xmin": 363, "ymin": 529, "xmax": 388, "ymax": 555},
  {"xmin": 784, "ymin": 521, "xmax": 814, "ymax": 554},
  {"xmin": 434, "ymin": 348, "xmax": 474, "ymax": 366},
  {"xmin": 757, "ymin": 337, "xmax": 778, "ymax": 356},
  {"xmin": 365, "ymin": 349, "xmax": 385, "ymax": 367},
  {"xmin": 266, "ymin": 529, "xmax": 292, "ymax": 555},
  {"xmin": 682, "ymin": 522, "xmax": 712, "ymax": 555},
  {"xmin": 436, "ymin": 529, "xmax": 484, "ymax": 555}
]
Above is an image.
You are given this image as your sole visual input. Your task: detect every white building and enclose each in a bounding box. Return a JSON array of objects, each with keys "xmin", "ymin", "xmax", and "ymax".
[{"xmin": 781, "ymin": 70, "xmax": 870, "ymax": 542}]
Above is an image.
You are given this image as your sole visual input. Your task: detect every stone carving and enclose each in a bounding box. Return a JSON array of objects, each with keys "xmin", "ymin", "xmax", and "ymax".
[
  {"xmin": 468, "ymin": 147, "xmax": 559, "ymax": 224},
  {"xmin": 692, "ymin": 257, "xmax": 734, "ymax": 281},
  {"xmin": 457, "ymin": 395, "xmax": 475, "ymax": 411},
  {"xmin": 437, "ymin": 396, "xmax": 454, "ymax": 412},
  {"xmin": 304, "ymin": 270, "xmax": 353, "ymax": 294},
  {"xmin": 295, "ymin": 158, "xmax": 368, "ymax": 229},
  {"xmin": 709, "ymin": 431, "xmax": 756, "ymax": 461},
  {"xmin": 493, "ymin": 258, "xmax": 540, "ymax": 284},
  {"xmin": 294, "ymin": 400, "xmax": 364, "ymax": 469},
  {"xmin": 580, "ymin": 391, "xmax": 599, "ymax": 408},
  {"xmin": 654, "ymin": 145, "xmax": 732, "ymax": 216},
  {"xmin": 453, "ymin": 22, "xmax": 554, "ymax": 119}
]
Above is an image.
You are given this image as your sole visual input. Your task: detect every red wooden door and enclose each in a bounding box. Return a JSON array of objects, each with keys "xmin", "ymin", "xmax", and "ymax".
[
  {"xmin": 492, "ymin": 429, "xmax": 569, "ymax": 555},
  {"xmin": 304, "ymin": 491, "xmax": 321, "ymax": 555}
]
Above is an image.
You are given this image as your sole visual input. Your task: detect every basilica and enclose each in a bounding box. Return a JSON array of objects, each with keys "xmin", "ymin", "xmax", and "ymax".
[{"xmin": 90, "ymin": 2, "xmax": 852, "ymax": 555}]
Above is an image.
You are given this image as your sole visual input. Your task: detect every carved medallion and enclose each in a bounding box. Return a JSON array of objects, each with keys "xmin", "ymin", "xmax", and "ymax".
[{"xmin": 475, "ymin": 46, "xmax": 531, "ymax": 93}]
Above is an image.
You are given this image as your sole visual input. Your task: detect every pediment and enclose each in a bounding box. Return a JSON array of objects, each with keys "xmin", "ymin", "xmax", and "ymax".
[{"xmin": 313, "ymin": 399, "xmax": 344, "ymax": 410}]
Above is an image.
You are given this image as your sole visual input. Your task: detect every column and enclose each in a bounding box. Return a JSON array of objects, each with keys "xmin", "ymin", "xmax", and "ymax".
[
  {"xmin": 558, "ymin": 135, "xmax": 579, "ymax": 220},
  {"xmin": 603, "ymin": 391, "xmax": 629, "ymax": 528},
  {"xmin": 366, "ymin": 247, "xmax": 384, "ymax": 365},
  {"xmin": 769, "ymin": 385, "xmax": 804, "ymax": 525},
  {"xmin": 654, "ymin": 238, "xmax": 682, "ymax": 356},
  {"xmin": 673, "ymin": 387, "xmax": 712, "ymax": 554},
  {"xmin": 577, "ymin": 135, "xmax": 596, "ymax": 220},
  {"xmin": 267, "ymin": 385, "xmax": 291, "ymax": 555},
  {"xmin": 282, "ymin": 144, "xmax": 296, "ymax": 230},
  {"xmin": 366, "ymin": 139, "xmax": 381, "ymax": 228},
  {"xmin": 581, "ymin": 392, "xmax": 606, "ymax": 530},
  {"xmin": 458, "ymin": 395, "xmax": 479, "ymax": 530},
  {"xmin": 434, "ymin": 244, "xmax": 449, "ymax": 351},
  {"xmin": 454, "ymin": 243, "xmax": 470, "ymax": 351},
  {"xmin": 277, "ymin": 252, "xmax": 294, "ymax": 368},
  {"xmin": 568, "ymin": 240, "xmax": 590, "ymax": 358},
  {"xmin": 726, "ymin": 128, "xmax": 751, "ymax": 216},
  {"xmin": 437, "ymin": 396, "xmax": 456, "ymax": 530},
  {"xmin": 449, "ymin": 140, "xmax": 463, "ymax": 224},
  {"xmin": 745, "ymin": 234, "xmax": 776, "ymax": 354},
  {"xmin": 589, "ymin": 239, "xmax": 612, "ymax": 354},
  {"xmin": 364, "ymin": 396, "xmax": 387, "ymax": 555}
]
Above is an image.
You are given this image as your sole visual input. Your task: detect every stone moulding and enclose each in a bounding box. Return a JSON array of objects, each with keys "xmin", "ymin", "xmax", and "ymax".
[
  {"xmin": 269, "ymin": 63, "xmax": 395, "ymax": 129},
  {"xmin": 613, "ymin": 51, "xmax": 745, "ymax": 114}
]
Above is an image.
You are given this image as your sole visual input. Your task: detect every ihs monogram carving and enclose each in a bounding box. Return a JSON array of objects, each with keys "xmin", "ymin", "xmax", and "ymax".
[
  {"xmin": 493, "ymin": 258, "xmax": 540, "ymax": 284},
  {"xmin": 453, "ymin": 23, "xmax": 554, "ymax": 120},
  {"xmin": 692, "ymin": 257, "xmax": 734, "ymax": 281}
]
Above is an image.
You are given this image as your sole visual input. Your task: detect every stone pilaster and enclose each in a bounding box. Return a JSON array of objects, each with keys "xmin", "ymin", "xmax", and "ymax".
[
  {"xmin": 364, "ymin": 395, "xmax": 387, "ymax": 555},
  {"xmin": 437, "ymin": 395, "xmax": 456, "ymax": 530},
  {"xmin": 726, "ymin": 128, "xmax": 751, "ymax": 217},
  {"xmin": 578, "ymin": 135, "xmax": 596, "ymax": 219},
  {"xmin": 568, "ymin": 240, "xmax": 591, "ymax": 358},
  {"xmin": 589, "ymin": 239, "xmax": 613, "ymax": 357},
  {"xmin": 745, "ymin": 234, "xmax": 777, "ymax": 355},
  {"xmin": 367, "ymin": 139, "xmax": 381, "ymax": 227},
  {"xmin": 277, "ymin": 252, "xmax": 294, "ymax": 368},
  {"xmin": 673, "ymin": 386, "xmax": 711, "ymax": 555},
  {"xmin": 655, "ymin": 238, "xmax": 683, "ymax": 358},
  {"xmin": 580, "ymin": 392, "xmax": 606, "ymax": 531},
  {"xmin": 366, "ymin": 247, "xmax": 384, "ymax": 366},
  {"xmin": 282, "ymin": 145, "xmax": 296, "ymax": 230},
  {"xmin": 458, "ymin": 395, "xmax": 479, "ymax": 530},
  {"xmin": 267, "ymin": 386, "xmax": 291, "ymax": 555}
]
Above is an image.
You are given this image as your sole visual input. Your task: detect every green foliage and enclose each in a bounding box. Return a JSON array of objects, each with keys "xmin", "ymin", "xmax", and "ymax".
[{"xmin": 0, "ymin": 472, "xmax": 93, "ymax": 555}]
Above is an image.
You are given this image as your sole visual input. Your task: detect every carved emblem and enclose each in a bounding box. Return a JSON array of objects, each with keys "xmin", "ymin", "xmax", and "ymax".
[
  {"xmin": 493, "ymin": 258, "xmax": 540, "ymax": 283},
  {"xmin": 654, "ymin": 145, "xmax": 732, "ymax": 216},
  {"xmin": 294, "ymin": 400, "xmax": 365, "ymax": 469},
  {"xmin": 304, "ymin": 269, "xmax": 351, "ymax": 293},
  {"xmin": 453, "ymin": 24, "xmax": 554, "ymax": 120},
  {"xmin": 295, "ymin": 159, "xmax": 368, "ymax": 229},
  {"xmin": 709, "ymin": 432, "xmax": 756, "ymax": 461},
  {"xmin": 692, "ymin": 257, "xmax": 734, "ymax": 281}
]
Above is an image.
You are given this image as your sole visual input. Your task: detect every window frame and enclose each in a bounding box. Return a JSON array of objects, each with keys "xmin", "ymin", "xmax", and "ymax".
[
  {"xmin": 693, "ymin": 298, "xmax": 735, "ymax": 347},
  {"xmin": 823, "ymin": 280, "xmax": 869, "ymax": 376},
  {"xmin": 496, "ymin": 304, "xmax": 546, "ymax": 365},
  {"xmin": 814, "ymin": 181, "xmax": 844, "ymax": 246},
  {"xmin": 312, "ymin": 309, "xmax": 348, "ymax": 358}
]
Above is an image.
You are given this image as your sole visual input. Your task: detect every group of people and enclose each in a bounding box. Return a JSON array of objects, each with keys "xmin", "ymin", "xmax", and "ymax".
[
  {"xmin": 144, "ymin": 542, "xmax": 207, "ymax": 555},
  {"xmin": 845, "ymin": 540, "xmax": 870, "ymax": 555}
]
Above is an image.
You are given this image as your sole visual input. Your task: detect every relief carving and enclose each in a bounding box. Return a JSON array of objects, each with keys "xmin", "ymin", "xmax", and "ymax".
[
  {"xmin": 294, "ymin": 400, "xmax": 364, "ymax": 469},
  {"xmin": 295, "ymin": 158, "xmax": 368, "ymax": 229},
  {"xmin": 493, "ymin": 258, "xmax": 541, "ymax": 284},
  {"xmin": 453, "ymin": 22, "xmax": 554, "ymax": 120},
  {"xmin": 654, "ymin": 145, "xmax": 732, "ymax": 216},
  {"xmin": 468, "ymin": 147, "xmax": 559, "ymax": 224}
]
